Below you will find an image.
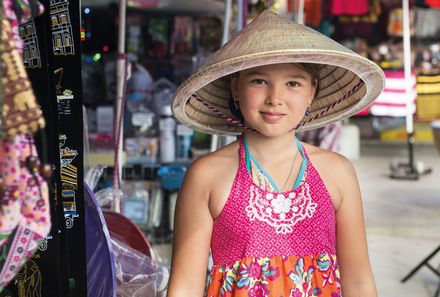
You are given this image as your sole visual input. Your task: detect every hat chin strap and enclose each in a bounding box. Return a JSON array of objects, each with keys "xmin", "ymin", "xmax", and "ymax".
[
  {"xmin": 191, "ymin": 95, "xmax": 305, "ymax": 136},
  {"xmin": 190, "ymin": 79, "xmax": 364, "ymax": 135},
  {"xmin": 190, "ymin": 95, "xmax": 258, "ymax": 134}
]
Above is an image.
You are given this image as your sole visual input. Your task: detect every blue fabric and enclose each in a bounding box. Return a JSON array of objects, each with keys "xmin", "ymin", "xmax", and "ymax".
[{"xmin": 242, "ymin": 135, "xmax": 308, "ymax": 191}]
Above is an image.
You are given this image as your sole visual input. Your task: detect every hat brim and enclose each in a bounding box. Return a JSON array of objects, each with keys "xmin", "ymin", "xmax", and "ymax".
[{"xmin": 172, "ymin": 49, "xmax": 384, "ymax": 136}]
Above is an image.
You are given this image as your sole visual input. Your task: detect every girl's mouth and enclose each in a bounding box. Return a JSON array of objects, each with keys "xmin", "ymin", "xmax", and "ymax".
[{"xmin": 260, "ymin": 112, "xmax": 285, "ymax": 122}]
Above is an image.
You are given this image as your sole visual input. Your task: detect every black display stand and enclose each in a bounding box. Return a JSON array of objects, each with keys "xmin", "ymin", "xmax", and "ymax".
[
  {"xmin": 401, "ymin": 245, "xmax": 440, "ymax": 297},
  {"xmin": 4, "ymin": 1, "xmax": 87, "ymax": 296}
]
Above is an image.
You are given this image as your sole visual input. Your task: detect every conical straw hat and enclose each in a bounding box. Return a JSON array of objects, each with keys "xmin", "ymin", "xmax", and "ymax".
[{"xmin": 172, "ymin": 10, "xmax": 385, "ymax": 136}]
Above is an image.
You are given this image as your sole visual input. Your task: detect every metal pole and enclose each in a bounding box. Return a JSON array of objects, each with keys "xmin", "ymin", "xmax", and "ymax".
[
  {"xmin": 402, "ymin": 0, "xmax": 415, "ymax": 173},
  {"xmin": 114, "ymin": 0, "xmax": 127, "ymax": 212},
  {"xmin": 297, "ymin": 0, "xmax": 305, "ymax": 25},
  {"xmin": 211, "ymin": 0, "xmax": 233, "ymax": 152},
  {"xmin": 237, "ymin": 0, "xmax": 243, "ymax": 32}
]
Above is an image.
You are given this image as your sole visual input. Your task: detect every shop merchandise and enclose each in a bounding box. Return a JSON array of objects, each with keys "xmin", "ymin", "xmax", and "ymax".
[
  {"xmin": 387, "ymin": 8, "xmax": 415, "ymax": 37},
  {"xmin": 0, "ymin": 134, "xmax": 51, "ymax": 290},
  {"xmin": 159, "ymin": 105, "xmax": 176, "ymax": 163},
  {"xmin": 303, "ymin": 0, "xmax": 322, "ymax": 27},
  {"xmin": 0, "ymin": 7, "xmax": 45, "ymax": 138},
  {"xmin": 122, "ymin": 182, "xmax": 150, "ymax": 226},
  {"xmin": 416, "ymin": 70, "xmax": 440, "ymax": 120},
  {"xmin": 3, "ymin": 0, "xmax": 44, "ymax": 50},
  {"xmin": 171, "ymin": 16, "xmax": 194, "ymax": 56},
  {"xmin": 414, "ymin": 8, "xmax": 440, "ymax": 38},
  {"xmin": 426, "ymin": 0, "xmax": 440, "ymax": 9},
  {"xmin": 328, "ymin": 0, "xmax": 368, "ymax": 16},
  {"xmin": 370, "ymin": 70, "xmax": 417, "ymax": 117},
  {"xmin": 147, "ymin": 17, "xmax": 169, "ymax": 60},
  {"xmin": 172, "ymin": 10, "xmax": 385, "ymax": 136},
  {"xmin": 337, "ymin": 0, "xmax": 381, "ymax": 23},
  {"xmin": 176, "ymin": 123, "xmax": 193, "ymax": 160},
  {"xmin": 0, "ymin": 0, "xmax": 49, "ymax": 291}
]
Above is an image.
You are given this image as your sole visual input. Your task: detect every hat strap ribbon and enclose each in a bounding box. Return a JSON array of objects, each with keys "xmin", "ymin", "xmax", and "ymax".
[{"xmin": 190, "ymin": 95, "xmax": 258, "ymax": 133}]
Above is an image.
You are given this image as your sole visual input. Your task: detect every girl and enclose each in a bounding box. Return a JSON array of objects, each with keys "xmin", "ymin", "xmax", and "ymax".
[{"xmin": 167, "ymin": 10, "xmax": 384, "ymax": 297}]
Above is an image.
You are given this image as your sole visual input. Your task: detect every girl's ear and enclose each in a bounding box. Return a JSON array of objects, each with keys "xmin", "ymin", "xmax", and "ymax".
[{"xmin": 230, "ymin": 74, "xmax": 239, "ymax": 100}]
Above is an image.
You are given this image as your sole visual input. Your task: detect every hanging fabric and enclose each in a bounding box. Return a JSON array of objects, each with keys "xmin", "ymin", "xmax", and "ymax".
[
  {"xmin": 333, "ymin": 0, "xmax": 382, "ymax": 39},
  {"xmin": 4, "ymin": 0, "xmax": 44, "ymax": 54},
  {"xmin": 338, "ymin": 0, "xmax": 381, "ymax": 23},
  {"xmin": 426, "ymin": 0, "xmax": 440, "ymax": 9},
  {"xmin": 329, "ymin": 0, "xmax": 369, "ymax": 15},
  {"xmin": 0, "ymin": 134, "xmax": 51, "ymax": 289},
  {"xmin": 414, "ymin": 8, "xmax": 440, "ymax": 38},
  {"xmin": 0, "ymin": 0, "xmax": 50, "ymax": 290},
  {"xmin": 1, "ymin": 1, "xmax": 45, "ymax": 138},
  {"xmin": 388, "ymin": 7, "xmax": 415, "ymax": 37},
  {"xmin": 416, "ymin": 70, "xmax": 440, "ymax": 120},
  {"xmin": 304, "ymin": 0, "xmax": 322, "ymax": 27},
  {"xmin": 370, "ymin": 70, "xmax": 417, "ymax": 117}
]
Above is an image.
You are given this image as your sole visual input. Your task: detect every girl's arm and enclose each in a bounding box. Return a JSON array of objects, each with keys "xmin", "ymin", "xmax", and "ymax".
[
  {"xmin": 167, "ymin": 158, "xmax": 214, "ymax": 297},
  {"xmin": 335, "ymin": 157, "xmax": 377, "ymax": 297}
]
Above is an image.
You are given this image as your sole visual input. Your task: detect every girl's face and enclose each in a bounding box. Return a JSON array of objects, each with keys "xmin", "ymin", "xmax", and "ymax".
[{"xmin": 231, "ymin": 63, "xmax": 317, "ymax": 138}]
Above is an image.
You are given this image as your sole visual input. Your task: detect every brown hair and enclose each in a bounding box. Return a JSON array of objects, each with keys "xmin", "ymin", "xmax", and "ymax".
[{"xmin": 296, "ymin": 63, "xmax": 320, "ymax": 100}]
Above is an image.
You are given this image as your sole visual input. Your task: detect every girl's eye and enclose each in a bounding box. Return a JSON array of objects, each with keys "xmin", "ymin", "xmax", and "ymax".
[
  {"xmin": 287, "ymin": 81, "xmax": 301, "ymax": 87},
  {"xmin": 251, "ymin": 79, "xmax": 267, "ymax": 85}
]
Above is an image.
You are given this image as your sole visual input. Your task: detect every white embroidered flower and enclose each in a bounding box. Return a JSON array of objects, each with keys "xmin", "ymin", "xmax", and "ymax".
[
  {"xmin": 265, "ymin": 207, "xmax": 272, "ymax": 214},
  {"xmin": 288, "ymin": 192, "xmax": 296, "ymax": 199},
  {"xmin": 271, "ymin": 194, "xmax": 292, "ymax": 214},
  {"xmin": 266, "ymin": 193, "xmax": 274, "ymax": 200}
]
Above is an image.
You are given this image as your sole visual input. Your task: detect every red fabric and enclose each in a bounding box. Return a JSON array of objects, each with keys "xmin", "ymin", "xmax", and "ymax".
[
  {"xmin": 304, "ymin": 0, "xmax": 322, "ymax": 27},
  {"xmin": 329, "ymin": 0, "xmax": 369, "ymax": 15},
  {"xmin": 426, "ymin": 0, "xmax": 440, "ymax": 9}
]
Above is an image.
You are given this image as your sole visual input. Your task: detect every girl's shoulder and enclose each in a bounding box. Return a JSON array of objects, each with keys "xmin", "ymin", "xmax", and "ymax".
[
  {"xmin": 185, "ymin": 140, "xmax": 241, "ymax": 186},
  {"xmin": 302, "ymin": 142, "xmax": 358, "ymax": 210},
  {"xmin": 302, "ymin": 141, "xmax": 355, "ymax": 175}
]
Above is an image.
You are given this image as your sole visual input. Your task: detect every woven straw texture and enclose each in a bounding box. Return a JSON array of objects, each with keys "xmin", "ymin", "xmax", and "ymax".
[{"xmin": 172, "ymin": 10, "xmax": 385, "ymax": 135}]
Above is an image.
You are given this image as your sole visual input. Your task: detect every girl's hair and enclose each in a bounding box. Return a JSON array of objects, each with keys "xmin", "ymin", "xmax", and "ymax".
[
  {"xmin": 296, "ymin": 63, "xmax": 320, "ymax": 99},
  {"xmin": 229, "ymin": 63, "xmax": 320, "ymax": 121}
]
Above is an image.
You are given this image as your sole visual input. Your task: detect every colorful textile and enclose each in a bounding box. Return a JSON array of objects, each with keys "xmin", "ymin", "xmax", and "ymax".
[
  {"xmin": 370, "ymin": 70, "xmax": 417, "ymax": 117},
  {"xmin": 208, "ymin": 254, "xmax": 340, "ymax": 297},
  {"xmin": 426, "ymin": 0, "xmax": 440, "ymax": 9},
  {"xmin": 0, "ymin": 134, "xmax": 51, "ymax": 289},
  {"xmin": 304, "ymin": 0, "xmax": 322, "ymax": 27},
  {"xmin": 338, "ymin": 0, "xmax": 381, "ymax": 23},
  {"xmin": 207, "ymin": 137, "xmax": 340, "ymax": 296},
  {"xmin": 3, "ymin": 0, "xmax": 44, "ymax": 51},
  {"xmin": 414, "ymin": 8, "xmax": 440, "ymax": 38},
  {"xmin": 329, "ymin": 0, "xmax": 368, "ymax": 16},
  {"xmin": 387, "ymin": 8, "xmax": 415, "ymax": 37},
  {"xmin": 416, "ymin": 72, "xmax": 440, "ymax": 120},
  {"xmin": 0, "ymin": 10, "xmax": 45, "ymax": 138}
]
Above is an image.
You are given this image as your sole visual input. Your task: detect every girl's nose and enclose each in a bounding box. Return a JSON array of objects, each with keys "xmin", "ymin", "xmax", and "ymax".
[{"xmin": 265, "ymin": 86, "xmax": 283, "ymax": 106}]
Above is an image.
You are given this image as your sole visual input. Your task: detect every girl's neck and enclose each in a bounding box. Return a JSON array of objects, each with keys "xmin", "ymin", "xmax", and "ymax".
[{"xmin": 243, "ymin": 131, "xmax": 297, "ymax": 162}]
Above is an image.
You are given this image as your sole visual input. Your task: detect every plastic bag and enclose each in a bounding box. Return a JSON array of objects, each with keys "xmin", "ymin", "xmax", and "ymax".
[
  {"xmin": 84, "ymin": 165, "xmax": 107, "ymax": 192},
  {"xmin": 95, "ymin": 187, "xmax": 124, "ymax": 209},
  {"xmin": 111, "ymin": 238, "xmax": 169, "ymax": 297}
]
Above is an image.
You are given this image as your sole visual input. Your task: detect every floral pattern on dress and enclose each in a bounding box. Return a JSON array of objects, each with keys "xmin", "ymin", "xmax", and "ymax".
[{"xmin": 207, "ymin": 253, "xmax": 341, "ymax": 297}]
